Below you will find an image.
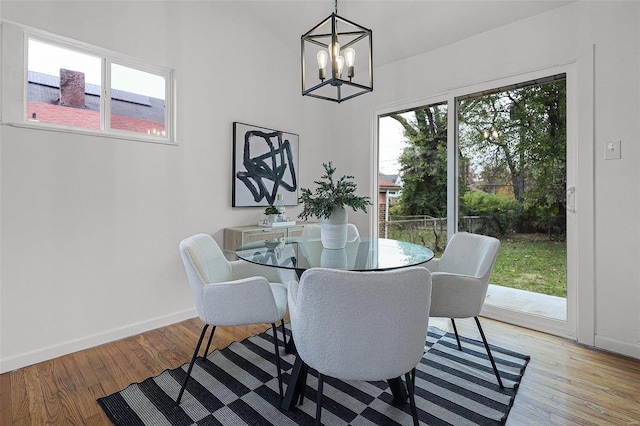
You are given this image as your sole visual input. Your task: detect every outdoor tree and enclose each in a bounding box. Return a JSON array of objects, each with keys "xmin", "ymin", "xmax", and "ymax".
[
  {"xmin": 389, "ymin": 79, "xmax": 566, "ymax": 235},
  {"xmin": 458, "ymin": 79, "xmax": 566, "ymax": 231},
  {"xmin": 390, "ymin": 104, "xmax": 449, "ymax": 217}
]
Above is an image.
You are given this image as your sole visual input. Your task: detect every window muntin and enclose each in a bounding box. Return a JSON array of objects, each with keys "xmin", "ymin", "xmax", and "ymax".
[{"xmin": 25, "ymin": 33, "xmax": 174, "ymax": 143}]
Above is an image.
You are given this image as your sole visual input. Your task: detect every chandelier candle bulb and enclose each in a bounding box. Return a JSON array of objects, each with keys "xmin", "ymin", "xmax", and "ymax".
[
  {"xmin": 344, "ymin": 47, "xmax": 355, "ymax": 78},
  {"xmin": 330, "ymin": 42, "xmax": 340, "ymax": 62},
  {"xmin": 317, "ymin": 50, "xmax": 328, "ymax": 80},
  {"xmin": 336, "ymin": 56, "xmax": 345, "ymax": 79},
  {"xmin": 330, "ymin": 42, "xmax": 340, "ymax": 76}
]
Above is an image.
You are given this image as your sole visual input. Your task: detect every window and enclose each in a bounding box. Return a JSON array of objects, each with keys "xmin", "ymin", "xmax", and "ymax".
[{"xmin": 26, "ymin": 33, "xmax": 174, "ymax": 143}]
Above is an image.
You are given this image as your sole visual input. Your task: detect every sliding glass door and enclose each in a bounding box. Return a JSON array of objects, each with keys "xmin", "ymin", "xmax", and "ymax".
[
  {"xmin": 456, "ymin": 75, "xmax": 569, "ymax": 325},
  {"xmin": 377, "ymin": 70, "xmax": 575, "ymax": 337}
]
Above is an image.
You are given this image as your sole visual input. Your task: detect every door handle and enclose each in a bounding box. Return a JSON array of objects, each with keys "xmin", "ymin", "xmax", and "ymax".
[{"xmin": 566, "ymin": 187, "xmax": 576, "ymax": 213}]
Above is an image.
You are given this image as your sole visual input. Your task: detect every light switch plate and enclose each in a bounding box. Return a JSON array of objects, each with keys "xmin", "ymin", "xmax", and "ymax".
[{"xmin": 605, "ymin": 140, "xmax": 621, "ymax": 160}]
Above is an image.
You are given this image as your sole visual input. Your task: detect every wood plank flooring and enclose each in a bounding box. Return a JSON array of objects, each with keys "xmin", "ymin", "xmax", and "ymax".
[{"xmin": 1, "ymin": 317, "xmax": 639, "ymax": 425}]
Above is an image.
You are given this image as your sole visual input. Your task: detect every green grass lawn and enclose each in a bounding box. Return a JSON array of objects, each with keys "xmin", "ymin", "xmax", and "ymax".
[
  {"xmin": 492, "ymin": 235, "xmax": 567, "ymax": 297},
  {"xmin": 386, "ymin": 226, "xmax": 567, "ymax": 298}
]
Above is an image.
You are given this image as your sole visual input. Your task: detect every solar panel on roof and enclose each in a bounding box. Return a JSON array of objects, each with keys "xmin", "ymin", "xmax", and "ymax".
[
  {"xmin": 110, "ymin": 89, "xmax": 151, "ymax": 106},
  {"xmin": 28, "ymin": 71, "xmax": 60, "ymax": 88},
  {"xmin": 28, "ymin": 71, "xmax": 152, "ymax": 106},
  {"xmin": 85, "ymin": 83, "xmax": 101, "ymax": 97}
]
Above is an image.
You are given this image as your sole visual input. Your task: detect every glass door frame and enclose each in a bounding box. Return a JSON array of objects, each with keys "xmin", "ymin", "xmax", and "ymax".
[{"xmin": 373, "ymin": 63, "xmax": 587, "ymax": 340}]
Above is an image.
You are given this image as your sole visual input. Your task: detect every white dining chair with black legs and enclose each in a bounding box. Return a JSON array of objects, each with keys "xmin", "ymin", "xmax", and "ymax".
[
  {"xmin": 288, "ymin": 267, "xmax": 432, "ymax": 426},
  {"xmin": 176, "ymin": 233, "xmax": 288, "ymax": 405},
  {"xmin": 426, "ymin": 231, "xmax": 504, "ymax": 388}
]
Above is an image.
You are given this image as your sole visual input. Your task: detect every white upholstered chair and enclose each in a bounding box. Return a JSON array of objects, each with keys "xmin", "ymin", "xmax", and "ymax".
[
  {"xmin": 288, "ymin": 267, "xmax": 432, "ymax": 426},
  {"xmin": 426, "ymin": 231, "xmax": 504, "ymax": 388},
  {"xmin": 176, "ymin": 233, "xmax": 288, "ymax": 404}
]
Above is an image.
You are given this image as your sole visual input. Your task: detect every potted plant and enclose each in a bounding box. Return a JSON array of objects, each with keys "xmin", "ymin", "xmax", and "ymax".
[
  {"xmin": 264, "ymin": 205, "xmax": 279, "ymax": 224},
  {"xmin": 298, "ymin": 162, "xmax": 371, "ymax": 248}
]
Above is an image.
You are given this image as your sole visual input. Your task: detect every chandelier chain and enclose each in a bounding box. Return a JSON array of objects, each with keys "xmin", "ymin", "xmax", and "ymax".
[{"xmin": 334, "ymin": 0, "xmax": 338, "ymax": 14}]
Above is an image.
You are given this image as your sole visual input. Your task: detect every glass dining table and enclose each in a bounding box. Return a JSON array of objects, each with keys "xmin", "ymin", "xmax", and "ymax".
[
  {"xmin": 236, "ymin": 236, "xmax": 435, "ymax": 411},
  {"xmin": 235, "ymin": 236, "xmax": 434, "ymax": 279}
]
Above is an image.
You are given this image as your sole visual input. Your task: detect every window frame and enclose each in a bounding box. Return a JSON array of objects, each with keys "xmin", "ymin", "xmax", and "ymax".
[{"xmin": 21, "ymin": 27, "xmax": 176, "ymax": 145}]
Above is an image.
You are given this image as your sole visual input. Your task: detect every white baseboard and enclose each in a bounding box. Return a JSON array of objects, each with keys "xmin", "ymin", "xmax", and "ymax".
[
  {"xmin": 0, "ymin": 308, "xmax": 198, "ymax": 374},
  {"xmin": 594, "ymin": 334, "xmax": 640, "ymax": 360}
]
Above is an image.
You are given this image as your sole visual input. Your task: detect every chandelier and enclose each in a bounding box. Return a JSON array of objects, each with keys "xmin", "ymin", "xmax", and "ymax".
[{"xmin": 301, "ymin": 0, "xmax": 373, "ymax": 103}]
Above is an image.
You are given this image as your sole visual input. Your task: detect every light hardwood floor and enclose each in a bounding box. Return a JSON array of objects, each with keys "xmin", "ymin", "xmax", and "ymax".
[{"xmin": 1, "ymin": 317, "xmax": 639, "ymax": 425}]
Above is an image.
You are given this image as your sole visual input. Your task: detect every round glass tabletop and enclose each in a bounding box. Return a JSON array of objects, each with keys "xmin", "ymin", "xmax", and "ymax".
[{"xmin": 235, "ymin": 237, "xmax": 434, "ymax": 274}]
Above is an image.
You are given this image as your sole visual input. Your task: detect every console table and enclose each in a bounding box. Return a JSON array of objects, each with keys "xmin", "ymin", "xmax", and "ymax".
[{"xmin": 222, "ymin": 223, "xmax": 314, "ymax": 256}]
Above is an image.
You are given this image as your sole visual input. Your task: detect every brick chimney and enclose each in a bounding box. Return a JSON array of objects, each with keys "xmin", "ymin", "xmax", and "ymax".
[{"xmin": 60, "ymin": 69, "xmax": 85, "ymax": 108}]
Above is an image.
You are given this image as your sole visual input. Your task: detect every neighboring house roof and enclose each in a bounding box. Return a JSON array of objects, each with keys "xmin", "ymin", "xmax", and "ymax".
[
  {"xmin": 379, "ymin": 173, "xmax": 399, "ymax": 184},
  {"xmin": 379, "ymin": 178, "xmax": 401, "ymax": 191},
  {"xmin": 28, "ymin": 71, "xmax": 165, "ymax": 123}
]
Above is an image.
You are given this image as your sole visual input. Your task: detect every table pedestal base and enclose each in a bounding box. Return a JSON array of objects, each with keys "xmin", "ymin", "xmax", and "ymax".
[{"xmin": 280, "ymin": 356, "xmax": 408, "ymax": 411}]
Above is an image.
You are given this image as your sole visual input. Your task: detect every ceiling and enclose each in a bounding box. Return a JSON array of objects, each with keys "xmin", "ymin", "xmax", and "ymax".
[{"xmin": 237, "ymin": 0, "xmax": 573, "ymax": 67}]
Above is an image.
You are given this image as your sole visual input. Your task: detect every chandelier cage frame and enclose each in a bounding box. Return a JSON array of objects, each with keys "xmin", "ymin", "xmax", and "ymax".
[{"xmin": 301, "ymin": 11, "xmax": 373, "ymax": 103}]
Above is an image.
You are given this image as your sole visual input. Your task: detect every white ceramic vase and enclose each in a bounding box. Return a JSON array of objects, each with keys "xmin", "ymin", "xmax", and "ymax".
[
  {"xmin": 320, "ymin": 206, "xmax": 348, "ymax": 249},
  {"xmin": 320, "ymin": 248, "xmax": 348, "ymax": 268}
]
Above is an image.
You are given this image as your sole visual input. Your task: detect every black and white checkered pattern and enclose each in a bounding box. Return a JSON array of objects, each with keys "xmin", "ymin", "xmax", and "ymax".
[{"xmin": 98, "ymin": 326, "xmax": 529, "ymax": 425}]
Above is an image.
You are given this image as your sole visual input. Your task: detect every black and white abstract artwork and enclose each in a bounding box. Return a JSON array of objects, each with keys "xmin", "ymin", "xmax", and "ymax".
[{"xmin": 232, "ymin": 122, "xmax": 299, "ymax": 207}]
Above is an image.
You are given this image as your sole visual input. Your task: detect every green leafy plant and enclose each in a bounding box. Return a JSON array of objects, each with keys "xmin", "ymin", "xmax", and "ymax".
[
  {"xmin": 264, "ymin": 205, "xmax": 279, "ymax": 215},
  {"xmin": 460, "ymin": 191, "xmax": 519, "ymax": 236},
  {"xmin": 298, "ymin": 162, "xmax": 372, "ymax": 220}
]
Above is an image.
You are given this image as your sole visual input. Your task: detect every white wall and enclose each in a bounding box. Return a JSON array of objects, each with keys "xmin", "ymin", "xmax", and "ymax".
[
  {"xmin": 589, "ymin": 2, "xmax": 640, "ymax": 357},
  {"xmin": 332, "ymin": 1, "xmax": 640, "ymax": 358},
  {"xmin": 0, "ymin": 1, "xmax": 331, "ymax": 372}
]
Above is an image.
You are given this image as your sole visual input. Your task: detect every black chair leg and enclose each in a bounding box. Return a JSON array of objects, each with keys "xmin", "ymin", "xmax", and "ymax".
[
  {"xmin": 405, "ymin": 368, "xmax": 419, "ymax": 426},
  {"xmin": 474, "ymin": 316, "xmax": 504, "ymax": 388},
  {"xmin": 176, "ymin": 324, "xmax": 210, "ymax": 405},
  {"xmin": 315, "ymin": 373, "xmax": 324, "ymax": 426},
  {"xmin": 202, "ymin": 325, "xmax": 217, "ymax": 358},
  {"xmin": 280, "ymin": 320, "xmax": 288, "ymax": 349},
  {"xmin": 271, "ymin": 323, "xmax": 284, "ymax": 400},
  {"xmin": 298, "ymin": 363, "xmax": 309, "ymax": 406},
  {"xmin": 451, "ymin": 318, "xmax": 462, "ymax": 350}
]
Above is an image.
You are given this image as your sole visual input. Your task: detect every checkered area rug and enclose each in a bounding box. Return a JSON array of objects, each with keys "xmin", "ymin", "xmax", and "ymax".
[{"xmin": 98, "ymin": 326, "xmax": 529, "ymax": 425}]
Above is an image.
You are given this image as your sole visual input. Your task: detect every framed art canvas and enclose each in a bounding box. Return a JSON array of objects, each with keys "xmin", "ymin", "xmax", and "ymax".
[{"xmin": 233, "ymin": 122, "xmax": 299, "ymax": 207}]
